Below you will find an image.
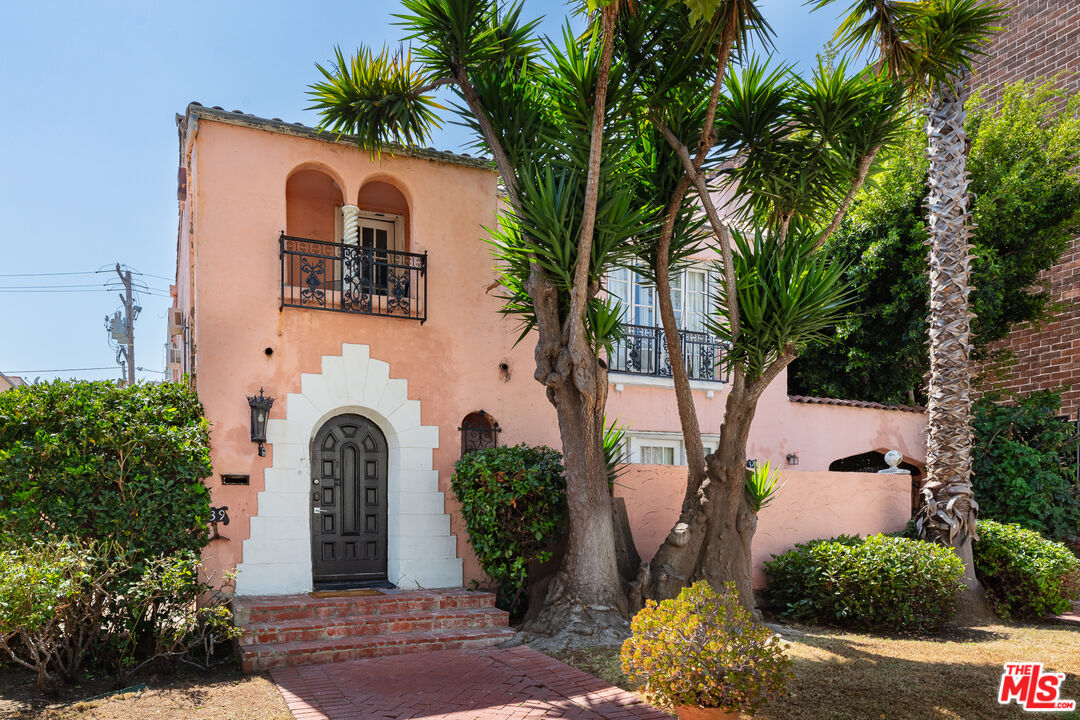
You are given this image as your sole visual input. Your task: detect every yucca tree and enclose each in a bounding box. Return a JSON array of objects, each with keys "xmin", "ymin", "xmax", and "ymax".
[
  {"xmin": 819, "ymin": 0, "xmax": 1006, "ymax": 612},
  {"xmin": 309, "ymin": 0, "xmax": 647, "ymax": 649},
  {"xmin": 613, "ymin": 0, "xmax": 906, "ymax": 606}
]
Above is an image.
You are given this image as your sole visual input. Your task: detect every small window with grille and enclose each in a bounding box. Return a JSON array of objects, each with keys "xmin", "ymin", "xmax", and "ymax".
[{"xmin": 459, "ymin": 410, "xmax": 501, "ymax": 456}]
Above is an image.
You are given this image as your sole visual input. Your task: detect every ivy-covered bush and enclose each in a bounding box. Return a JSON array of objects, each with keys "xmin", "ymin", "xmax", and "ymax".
[
  {"xmin": 450, "ymin": 444, "xmax": 567, "ymax": 614},
  {"xmin": 972, "ymin": 391, "xmax": 1080, "ymax": 542},
  {"xmin": 621, "ymin": 581, "xmax": 791, "ymax": 713},
  {"xmin": 790, "ymin": 81, "xmax": 1080, "ymax": 404},
  {"xmin": 0, "ymin": 380, "xmax": 213, "ymax": 573},
  {"xmin": 763, "ymin": 534, "xmax": 965, "ymax": 631},
  {"xmin": 973, "ymin": 520, "xmax": 1080, "ymax": 619}
]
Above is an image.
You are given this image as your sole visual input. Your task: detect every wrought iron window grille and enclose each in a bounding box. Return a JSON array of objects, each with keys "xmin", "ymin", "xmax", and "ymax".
[
  {"xmin": 280, "ymin": 233, "xmax": 427, "ymax": 323},
  {"xmin": 608, "ymin": 323, "xmax": 729, "ymax": 383},
  {"xmin": 459, "ymin": 410, "xmax": 501, "ymax": 456}
]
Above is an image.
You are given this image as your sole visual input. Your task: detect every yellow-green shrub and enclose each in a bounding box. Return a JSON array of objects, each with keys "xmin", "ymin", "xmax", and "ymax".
[{"xmin": 621, "ymin": 581, "xmax": 791, "ymax": 712}]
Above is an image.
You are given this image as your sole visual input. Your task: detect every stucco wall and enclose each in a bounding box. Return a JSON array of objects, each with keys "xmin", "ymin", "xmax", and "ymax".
[
  {"xmin": 614, "ymin": 465, "xmax": 912, "ymax": 588},
  {"xmin": 176, "ymin": 109, "xmax": 927, "ymax": 595}
]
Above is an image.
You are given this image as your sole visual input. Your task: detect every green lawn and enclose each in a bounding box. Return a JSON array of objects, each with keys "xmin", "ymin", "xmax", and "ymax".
[{"xmin": 554, "ymin": 621, "xmax": 1080, "ymax": 720}]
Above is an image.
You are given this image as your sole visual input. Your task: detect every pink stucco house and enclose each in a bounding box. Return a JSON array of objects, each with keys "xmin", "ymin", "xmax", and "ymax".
[{"xmin": 169, "ymin": 103, "xmax": 926, "ymax": 607}]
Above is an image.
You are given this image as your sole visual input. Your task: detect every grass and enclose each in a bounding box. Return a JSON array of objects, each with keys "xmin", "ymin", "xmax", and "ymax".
[{"xmin": 555, "ymin": 621, "xmax": 1080, "ymax": 720}]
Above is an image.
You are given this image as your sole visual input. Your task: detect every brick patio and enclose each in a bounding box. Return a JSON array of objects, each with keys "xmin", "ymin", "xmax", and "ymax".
[{"xmin": 270, "ymin": 646, "xmax": 670, "ymax": 720}]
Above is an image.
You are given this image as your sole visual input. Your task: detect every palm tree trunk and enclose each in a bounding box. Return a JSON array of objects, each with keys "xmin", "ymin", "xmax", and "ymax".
[{"xmin": 918, "ymin": 69, "xmax": 986, "ymax": 616}]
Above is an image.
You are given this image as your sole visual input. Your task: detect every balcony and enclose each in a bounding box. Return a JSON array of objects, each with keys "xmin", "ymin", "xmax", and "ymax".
[
  {"xmin": 608, "ymin": 323, "xmax": 728, "ymax": 383},
  {"xmin": 280, "ymin": 234, "xmax": 427, "ymax": 322}
]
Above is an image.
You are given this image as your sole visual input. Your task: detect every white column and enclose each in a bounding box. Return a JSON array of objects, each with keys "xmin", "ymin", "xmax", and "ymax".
[{"xmin": 341, "ymin": 204, "xmax": 359, "ymax": 246}]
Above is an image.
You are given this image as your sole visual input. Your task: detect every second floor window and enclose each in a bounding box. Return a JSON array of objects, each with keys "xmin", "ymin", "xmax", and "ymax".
[
  {"xmin": 605, "ymin": 265, "xmax": 726, "ymax": 382},
  {"xmin": 606, "ymin": 265, "xmax": 715, "ymax": 332}
]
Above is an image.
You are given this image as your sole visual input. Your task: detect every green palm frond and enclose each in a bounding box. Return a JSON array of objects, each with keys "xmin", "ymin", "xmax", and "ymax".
[
  {"xmin": 812, "ymin": 0, "xmax": 925, "ymax": 80},
  {"xmin": 307, "ymin": 45, "xmax": 444, "ymax": 152},
  {"xmin": 815, "ymin": 0, "xmax": 1006, "ymax": 91},
  {"xmin": 912, "ymin": 0, "xmax": 1007, "ymax": 86},
  {"xmin": 395, "ymin": 0, "xmax": 541, "ymax": 78},
  {"xmin": 709, "ymin": 224, "xmax": 855, "ymax": 381},
  {"xmin": 716, "ymin": 57, "xmax": 905, "ymax": 229},
  {"xmin": 745, "ymin": 459, "xmax": 783, "ymax": 511},
  {"xmin": 602, "ymin": 415, "xmax": 631, "ymax": 485}
]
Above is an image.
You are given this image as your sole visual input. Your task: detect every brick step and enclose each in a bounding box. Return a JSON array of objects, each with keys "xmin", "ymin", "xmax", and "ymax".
[
  {"xmin": 238, "ymin": 607, "xmax": 509, "ymax": 647},
  {"xmin": 233, "ymin": 589, "xmax": 495, "ymax": 625},
  {"xmin": 240, "ymin": 626, "xmax": 518, "ymax": 672}
]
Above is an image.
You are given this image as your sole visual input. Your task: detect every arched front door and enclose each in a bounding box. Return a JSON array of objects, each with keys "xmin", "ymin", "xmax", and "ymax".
[{"xmin": 311, "ymin": 414, "xmax": 388, "ymax": 584}]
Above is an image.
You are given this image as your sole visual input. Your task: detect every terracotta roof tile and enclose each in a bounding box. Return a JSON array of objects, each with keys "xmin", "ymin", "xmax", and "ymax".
[
  {"xmin": 182, "ymin": 103, "xmax": 494, "ymax": 171},
  {"xmin": 787, "ymin": 395, "xmax": 925, "ymax": 414}
]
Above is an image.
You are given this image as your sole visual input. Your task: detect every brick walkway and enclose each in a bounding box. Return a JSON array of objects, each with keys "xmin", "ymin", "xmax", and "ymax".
[{"xmin": 270, "ymin": 646, "xmax": 670, "ymax": 720}]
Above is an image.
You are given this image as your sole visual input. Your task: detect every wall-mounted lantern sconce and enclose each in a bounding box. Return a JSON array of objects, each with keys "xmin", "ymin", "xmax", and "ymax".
[
  {"xmin": 746, "ymin": 459, "xmax": 758, "ymax": 469},
  {"xmin": 247, "ymin": 388, "xmax": 274, "ymax": 456},
  {"xmin": 786, "ymin": 453, "xmax": 800, "ymax": 466}
]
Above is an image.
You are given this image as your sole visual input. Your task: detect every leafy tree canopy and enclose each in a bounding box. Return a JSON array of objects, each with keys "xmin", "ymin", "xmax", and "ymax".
[{"xmin": 789, "ymin": 81, "xmax": 1080, "ymax": 405}]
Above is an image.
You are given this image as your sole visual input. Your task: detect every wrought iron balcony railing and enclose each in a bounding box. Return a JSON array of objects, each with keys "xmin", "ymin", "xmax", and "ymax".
[
  {"xmin": 608, "ymin": 323, "xmax": 728, "ymax": 383},
  {"xmin": 280, "ymin": 234, "xmax": 427, "ymax": 323}
]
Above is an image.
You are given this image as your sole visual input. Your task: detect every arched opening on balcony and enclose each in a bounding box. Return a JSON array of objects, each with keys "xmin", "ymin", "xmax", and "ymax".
[
  {"xmin": 356, "ymin": 178, "xmax": 410, "ymax": 254},
  {"xmin": 284, "ymin": 168, "xmax": 344, "ymax": 296}
]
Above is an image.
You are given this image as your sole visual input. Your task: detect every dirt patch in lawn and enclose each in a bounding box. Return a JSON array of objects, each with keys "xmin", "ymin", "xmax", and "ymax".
[
  {"xmin": 0, "ymin": 662, "xmax": 292, "ymax": 720},
  {"xmin": 553, "ymin": 621, "xmax": 1080, "ymax": 720}
]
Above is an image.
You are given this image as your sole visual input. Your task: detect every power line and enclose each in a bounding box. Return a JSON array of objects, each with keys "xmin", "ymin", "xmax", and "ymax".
[
  {"xmin": 8, "ymin": 366, "xmax": 117, "ymax": 373},
  {"xmin": 0, "ymin": 270, "xmax": 107, "ymax": 278},
  {"xmin": 0, "ymin": 283, "xmax": 109, "ymax": 290}
]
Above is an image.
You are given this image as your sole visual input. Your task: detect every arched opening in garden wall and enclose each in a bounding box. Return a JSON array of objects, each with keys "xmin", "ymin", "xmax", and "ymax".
[
  {"xmin": 828, "ymin": 450, "xmax": 925, "ymax": 516},
  {"xmin": 284, "ymin": 167, "xmax": 344, "ymax": 286}
]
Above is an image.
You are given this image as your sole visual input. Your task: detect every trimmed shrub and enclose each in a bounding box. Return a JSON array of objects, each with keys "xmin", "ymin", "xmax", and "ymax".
[
  {"xmin": 0, "ymin": 380, "xmax": 213, "ymax": 574},
  {"xmin": 763, "ymin": 534, "xmax": 965, "ymax": 631},
  {"xmin": 973, "ymin": 520, "xmax": 1080, "ymax": 619},
  {"xmin": 450, "ymin": 444, "xmax": 567, "ymax": 614},
  {"xmin": 0, "ymin": 539, "xmax": 239, "ymax": 691},
  {"xmin": 972, "ymin": 391, "xmax": 1080, "ymax": 542},
  {"xmin": 621, "ymin": 581, "xmax": 792, "ymax": 713},
  {"xmin": 0, "ymin": 381, "xmax": 223, "ymax": 688}
]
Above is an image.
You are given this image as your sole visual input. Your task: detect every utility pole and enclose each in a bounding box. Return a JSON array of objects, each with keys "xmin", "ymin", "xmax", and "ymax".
[{"xmin": 115, "ymin": 263, "xmax": 136, "ymax": 386}]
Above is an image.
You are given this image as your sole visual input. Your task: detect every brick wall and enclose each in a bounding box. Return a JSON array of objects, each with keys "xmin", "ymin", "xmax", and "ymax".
[{"xmin": 971, "ymin": 0, "xmax": 1080, "ymax": 420}]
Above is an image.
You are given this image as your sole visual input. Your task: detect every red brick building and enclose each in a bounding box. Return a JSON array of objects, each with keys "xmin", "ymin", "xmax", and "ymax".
[{"xmin": 972, "ymin": 0, "xmax": 1080, "ymax": 420}]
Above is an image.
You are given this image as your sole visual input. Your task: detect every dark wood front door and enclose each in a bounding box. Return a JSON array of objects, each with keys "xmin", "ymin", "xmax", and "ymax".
[{"xmin": 311, "ymin": 414, "xmax": 388, "ymax": 584}]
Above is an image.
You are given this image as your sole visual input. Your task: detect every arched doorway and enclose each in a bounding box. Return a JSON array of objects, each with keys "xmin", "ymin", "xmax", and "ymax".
[
  {"xmin": 310, "ymin": 414, "xmax": 388, "ymax": 585},
  {"xmin": 828, "ymin": 450, "xmax": 924, "ymax": 516}
]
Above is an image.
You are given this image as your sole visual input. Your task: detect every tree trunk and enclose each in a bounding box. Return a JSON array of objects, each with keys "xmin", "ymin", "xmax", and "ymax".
[
  {"xmin": 517, "ymin": 5, "xmax": 630, "ymax": 652},
  {"xmin": 917, "ymin": 70, "xmax": 986, "ymax": 618},
  {"xmin": 523, "ymin": 362, "xmax": 629, "ymax": 650},
  {"xmin": 699, "ymin": 374, "xmax": 760, "ymax": 606},
  {"xmin": 641, "ymin": 343, "xmax": 794, "ymax": 606}
]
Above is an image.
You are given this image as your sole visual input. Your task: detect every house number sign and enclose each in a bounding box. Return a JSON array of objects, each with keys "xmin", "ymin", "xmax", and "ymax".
[{"xmin": 210, "ymin": 506, "xmax": 230, "ymax": 525}]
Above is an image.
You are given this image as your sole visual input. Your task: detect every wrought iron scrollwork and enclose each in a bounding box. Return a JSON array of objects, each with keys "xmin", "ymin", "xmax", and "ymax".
[
  {"xmin": 280, "ymin": 233, "xmax": 427, "ymax": 322},
  {"xmin": 459, "ymin": 410, "xmax": 501, "ymax": 456},
  {"xmin": 342, "ymin": 245, "xmax": 372, "ymax": 313},
  {"xmin": 300, "ymin": 257, "xmax": 326, "ymax": 307},
  {"xmin": 609, "ymin": 323, "xmax": 727, "ymax": 383},
  {"xmin": 386, "ymin": 269, "xmax": 411, "ymax": 315}
]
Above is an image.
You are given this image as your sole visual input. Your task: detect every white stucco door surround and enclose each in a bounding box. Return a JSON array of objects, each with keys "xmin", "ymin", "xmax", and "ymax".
[{"xmin": 235, "ymin": 343, "xmax": 463, "ymax": 596}]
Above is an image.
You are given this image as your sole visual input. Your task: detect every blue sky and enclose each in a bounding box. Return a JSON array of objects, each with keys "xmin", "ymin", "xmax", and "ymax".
[{"xmin": 0, "ymin": 0, "xmax": 844, "ymax": 383}]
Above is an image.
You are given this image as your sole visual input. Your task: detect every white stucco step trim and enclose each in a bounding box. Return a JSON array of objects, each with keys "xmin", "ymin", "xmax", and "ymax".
[{"xmin": 236, "ymin": 342, "xmax": 461, "ymax": 596}]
